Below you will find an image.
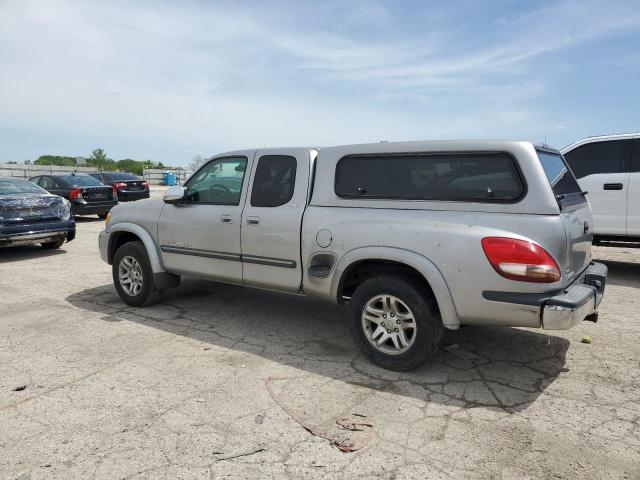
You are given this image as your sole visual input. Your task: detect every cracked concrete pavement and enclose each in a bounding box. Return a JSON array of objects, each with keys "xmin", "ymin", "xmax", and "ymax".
[{"xmin": 1, "ymin": 213, "xmax": 639, "ymax": 479}]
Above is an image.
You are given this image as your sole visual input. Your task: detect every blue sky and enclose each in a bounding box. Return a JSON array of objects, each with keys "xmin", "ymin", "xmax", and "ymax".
[{"xmin": 0, "ymin": 0, "xmax": 638, "ymax": 166}]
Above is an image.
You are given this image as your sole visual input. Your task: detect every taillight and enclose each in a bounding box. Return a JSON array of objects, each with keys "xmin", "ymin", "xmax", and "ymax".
[
  {"xmin": 113, "ymin": 182, "xmax": 127, "ymax": 190},
  {"xmin": 481, "ymin": 237, "xmax": 561, "ymax": 283},
  {"xmin": 69, "ymin": 188, "xmax": 83, "ymax": 200},
  {"xmin": 141, "ymin": 181, "xmax": 148, "ymax": 189}
]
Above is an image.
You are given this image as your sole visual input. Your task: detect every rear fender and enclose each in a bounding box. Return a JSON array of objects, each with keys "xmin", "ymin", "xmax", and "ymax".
[
  {"xmin": 331, "ymin": 246, "xmax": 460, "ymax": 329},
  {"xmin": 108, "ymin": 222, "xmax": 164, "ymax": 273}
]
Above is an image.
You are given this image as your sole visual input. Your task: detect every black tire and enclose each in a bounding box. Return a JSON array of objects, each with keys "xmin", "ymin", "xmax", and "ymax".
[
  {"xmin": 348, "ymin": 275, "xmax": 443, "ymax": 371},
  {"xmin": 41, "ymin": 237, "xmax": 65, "ymax": 249},
  {"xmin": 112, "ymin": 241, "xmax": 162, "ymax": 307},
  {"xmin": 97, "ymin": 213, "xmax": 108, "ymax": 219}
]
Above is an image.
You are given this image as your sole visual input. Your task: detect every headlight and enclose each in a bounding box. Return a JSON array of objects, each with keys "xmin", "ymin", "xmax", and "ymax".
[{"xmin": 58, "ymin": 199, "xmax": 71, "ymax": 221}]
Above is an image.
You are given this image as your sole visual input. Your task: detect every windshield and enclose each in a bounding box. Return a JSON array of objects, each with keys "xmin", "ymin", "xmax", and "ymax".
[
  {"xmin": 0, "ymin": 179, "xmax": 47, "ymax": 196},
  {"xmin": 61, "ymin": 175, "xmax": 104, "ymax": 187}
]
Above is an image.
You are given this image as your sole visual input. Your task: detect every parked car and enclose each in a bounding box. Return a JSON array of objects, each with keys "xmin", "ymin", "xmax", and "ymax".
[
  {"xmin": 29, "ymin": 173, "xmax": 117, "ymax": 218},
  {"xmin": 561, "ymin": 133, "xmax": 640, "ymax": 244},
  {"xmin": 99, "ymin": 141, "xmax": 607, "ymax": 371},
  {"xmin": 88, "ymin": 172, "xmax": 150, "ymax": 202},
  {"xmin": 0, "ymin": 177, "xmax": 75, "ymax": 249}
]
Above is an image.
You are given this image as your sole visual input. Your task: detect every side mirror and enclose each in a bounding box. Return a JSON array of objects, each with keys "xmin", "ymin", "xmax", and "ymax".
[{"xmin": 163, "ymin": 185, "xmax": 186, "ymax": 204}]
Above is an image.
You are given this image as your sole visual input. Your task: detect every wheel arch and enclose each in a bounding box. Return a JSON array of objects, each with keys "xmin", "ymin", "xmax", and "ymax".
[
  {"xmin": 331, "ymin": 247, "xmax": 460, "ymax": 329},
  {"xmin": 107, "ymin": 223, "xmax": 164, "ymax": 273}
]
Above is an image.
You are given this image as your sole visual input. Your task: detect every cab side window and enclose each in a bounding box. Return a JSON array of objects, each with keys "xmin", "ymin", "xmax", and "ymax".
[
  {"xmin": 184, "ymin": 156, "xmax": 247, "ymax": 205},
  {"xmin": 564, "ymin": 140, "xmax": 633, "ymax": 179},
  {"xmin": 250, "ymin": 155, "xmax": 297, "ymax": 207}
]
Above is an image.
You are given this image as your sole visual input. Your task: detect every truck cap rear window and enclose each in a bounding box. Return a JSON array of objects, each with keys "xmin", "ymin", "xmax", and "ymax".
[{"xmin": 335, "ymin": 153, "xmax": 524, "ymax": 202}]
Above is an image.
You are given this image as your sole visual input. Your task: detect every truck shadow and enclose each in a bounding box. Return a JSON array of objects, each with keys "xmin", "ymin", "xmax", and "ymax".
[{"xmin": 66, "ymin": 280, "xmax": 569, "ymax": 413}]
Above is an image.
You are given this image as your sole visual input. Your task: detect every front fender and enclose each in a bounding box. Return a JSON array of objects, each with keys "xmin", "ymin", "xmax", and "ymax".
[
  {"xmin": 106, "ymin": 222, "xmax": 164, "ymax": 273},
  {"xmin": 331, "ymin": 246, "xmax": 460, "ymax": 329}
]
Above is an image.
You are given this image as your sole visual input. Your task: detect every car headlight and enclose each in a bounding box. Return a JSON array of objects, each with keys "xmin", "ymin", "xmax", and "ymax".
[{"xmin": 58, "ymin": 198, "xmax": 72, "ymax": 221}]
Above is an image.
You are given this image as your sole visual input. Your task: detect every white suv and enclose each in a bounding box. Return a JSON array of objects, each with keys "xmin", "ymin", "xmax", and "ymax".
[{"xmin": 562, "ymin": 133, "xmax": 640, "ymax": 243}]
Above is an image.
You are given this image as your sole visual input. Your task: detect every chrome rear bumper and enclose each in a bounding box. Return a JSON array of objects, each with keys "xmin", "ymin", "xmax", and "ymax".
[{"xmin": 542, "ymin": 262, "xmax": 607, "ymax": 330}]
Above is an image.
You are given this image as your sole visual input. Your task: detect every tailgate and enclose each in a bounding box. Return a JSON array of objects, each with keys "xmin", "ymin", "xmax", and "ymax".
[
  {"xmin": 559, "ymin": 202, "xmax": 593, "ymax": 281},
  {"xmin": 537, "ymin": 149, "xmax": 593, "ymax": 283}
]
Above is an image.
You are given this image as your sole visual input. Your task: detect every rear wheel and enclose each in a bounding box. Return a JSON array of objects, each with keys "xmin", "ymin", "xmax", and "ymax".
[
  {"xmin": 113, "ymin": 241, "xmax": 162, "ymax": 306},
  {"xmin": 40, "ymin": 237, "xmax": 65, "ymax": 249},
  {"xmin": 348, "ymin": 275, "xmax": 443, "ymax": 371}
]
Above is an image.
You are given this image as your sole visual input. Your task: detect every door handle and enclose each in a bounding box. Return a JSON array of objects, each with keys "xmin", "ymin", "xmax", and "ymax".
[
  {"xmin": 603, "ymin": 183, "xmax": 623, "ymax": 190},
  {"xmin": 246, "ymin": 216, "xmax": 260, "ymax": 225},
  {"xmin": 220, "ymin": 215, "xmax": 233, "ymax": 224}
]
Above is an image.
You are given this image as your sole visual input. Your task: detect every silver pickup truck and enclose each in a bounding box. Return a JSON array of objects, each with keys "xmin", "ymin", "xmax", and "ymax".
[{"xmin": 99, "ymin": 140, "xmax": 607, "ymax": 370}]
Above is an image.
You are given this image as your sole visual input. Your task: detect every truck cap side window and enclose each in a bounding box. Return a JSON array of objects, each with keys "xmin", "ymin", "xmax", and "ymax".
[
  {"xmin": 250, "ymin": 155, "xmax": 297, "ymax": 207},
  {"xmin": 537, "ymin": 151, "xmax": 585, "ymax": 208},
  {"xmin": 184, "ymin": 156, "xmax": 247, "ymax": 205},
  {"xmin": 335, "ymin": 153, "xmax": 524, "ymax": 202}
]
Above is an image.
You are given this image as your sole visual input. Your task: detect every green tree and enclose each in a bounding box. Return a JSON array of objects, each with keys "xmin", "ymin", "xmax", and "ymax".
[
  {"xmin": 87, "ymin": 148, "xmax": 116, "ymax": 171},
  {"xmin": 115, "ymin": 159, "xmax": 144, "ymax": 175},
  {"xmin": 34, "ymin": 155, "xmax": 76, "ymax": 166},
  {"xmin": 90, "ymin": 148, "xmax": 108, "ymax": 163}
]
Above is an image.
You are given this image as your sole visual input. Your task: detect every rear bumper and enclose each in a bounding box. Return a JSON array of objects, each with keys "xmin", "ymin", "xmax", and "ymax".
[
  {"xmin": 542, "ymin": 262, "xmax": 607, "ymax": 330},
  {"xmin": 117, "ymin": 190, "xmax": 149, "ymax": 202},
  {"xmin": 72, "ymin": 200, "xmax": 117, "ymax": 215},
  {"xmin": 481, "ymin": 262, "xmax": 607, "ymax": 330}
]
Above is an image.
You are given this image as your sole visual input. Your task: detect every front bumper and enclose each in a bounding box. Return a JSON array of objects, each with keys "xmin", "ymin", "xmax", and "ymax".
[
  {"xmin": 0, "ymin": 220, "xmax": 76, "ymax": 247},
  {"xmin": 99, "ymin": 229, "xmax": 109, "ymax": 263},
  {"xmin": 542, "ymin": 262, "xmax": 607, "ymax": 330}
]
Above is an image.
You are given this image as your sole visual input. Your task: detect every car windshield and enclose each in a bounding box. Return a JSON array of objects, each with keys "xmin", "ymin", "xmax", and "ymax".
[
  {"xmin": 0, "ymin": 179, "xmax": 47, "ymax": 195},
  {"xmin": 61, "ymin": 175, "xmax": 104, "ymax": 187}
]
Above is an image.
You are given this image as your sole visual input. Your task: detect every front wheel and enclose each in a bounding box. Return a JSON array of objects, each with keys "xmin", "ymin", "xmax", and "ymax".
[
  {"xmin": 348, "ymin": 275, "xmax": 443, "ymax": 371},
  {"xmin": 112, "ymin": 241, "xmax": 162, "ymax": 307}
]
